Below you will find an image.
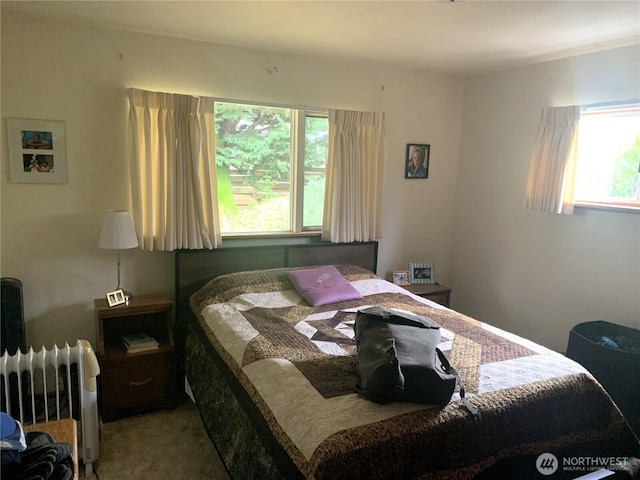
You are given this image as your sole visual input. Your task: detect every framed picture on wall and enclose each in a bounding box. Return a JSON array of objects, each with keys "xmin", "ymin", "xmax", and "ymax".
[
  {"xmin": 405, "ymin": 144, "xmax": 430, "ymax": 179},
  {"xmin": 409, "ymin": 262, "xmax": 435, "ymax": 284},
  {"xmin": 7, "ymin": 118, "xmax": 68, "ymax": 184}
]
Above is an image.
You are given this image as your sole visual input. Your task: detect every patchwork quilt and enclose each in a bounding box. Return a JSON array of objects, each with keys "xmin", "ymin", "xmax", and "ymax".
[{"xmin": 188, "ymin": 265, "xmax": 639, "ymax": 479}]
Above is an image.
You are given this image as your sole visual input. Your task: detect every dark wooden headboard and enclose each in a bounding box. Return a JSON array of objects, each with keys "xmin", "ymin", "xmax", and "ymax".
[{"xmin": 174, "ymin": 240, "xmax": 378, "ymax": 373}]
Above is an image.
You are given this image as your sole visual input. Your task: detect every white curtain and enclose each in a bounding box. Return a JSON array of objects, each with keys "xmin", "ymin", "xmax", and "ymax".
[
  {"xmin": 128, "ymin": 88, "xmax": 220, "ymax": 251},
  {"xmin": 322, "ymin": 110, "xmax": 386, "ymax": 242},
  {"xmin": 524, "ymin": 106, "xmax": 580, "ymax": 215}
]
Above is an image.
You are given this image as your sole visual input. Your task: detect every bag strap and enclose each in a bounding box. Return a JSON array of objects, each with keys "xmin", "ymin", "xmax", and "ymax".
[
  {"xmin": 436, "ymin": 348, "xmax": 478, "ymax": 417},
  {"xmin": 358, "ymin": 306, "xmax": 441, "ymax": 329}
]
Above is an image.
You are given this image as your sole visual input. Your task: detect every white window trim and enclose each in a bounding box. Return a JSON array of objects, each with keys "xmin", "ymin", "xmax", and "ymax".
[
  {"xmin": 575, "ymin": 202, "xmax": 640, "ymax": 214},
  {"xmin": 214, "ymin": 98, "xmax": 328, "ymax": 236}
]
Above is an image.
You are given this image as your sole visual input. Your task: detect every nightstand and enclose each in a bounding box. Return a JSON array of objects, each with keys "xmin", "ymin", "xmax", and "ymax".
[
  {"xmin": 95, "ymin": 294, "xmax": 177, "ymax": 422},
  {"xmin": 402, "ymin": 283, "xmax": 451, "ymax": 307}
]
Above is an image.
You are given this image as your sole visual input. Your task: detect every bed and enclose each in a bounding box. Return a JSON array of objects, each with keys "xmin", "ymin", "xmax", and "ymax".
[{"xmin": 175, "ymin": 241, "xmax": 639, "ymax": 479}]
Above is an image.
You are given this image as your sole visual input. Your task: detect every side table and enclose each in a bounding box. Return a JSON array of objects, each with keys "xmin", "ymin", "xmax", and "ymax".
[
  {"xmin": 402, "ymin": 283, "xmax": 451, "ymax": 307},
  {"xmin": 95, "ymin": 294, "xmax": 177, "ymax": 422}
]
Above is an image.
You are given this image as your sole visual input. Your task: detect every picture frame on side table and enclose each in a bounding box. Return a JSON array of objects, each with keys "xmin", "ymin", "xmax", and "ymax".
[
  {"xmin": 106, "ymin": 289, "xmax": 126, "ymax": 307},
  {"xmin": 405, "ymin": 144, "xmax": 430, "ymax": 179},
  {"xmin": 409, "ymin": 263, "xmax": 435, "ymax": 284},
  {"xmin": 7, "ymin": 118, "xmax": 68, "ymax": 184},
  {"xmin": 392, "ymin": 271, "xmax": 411, "ymax": 286}
]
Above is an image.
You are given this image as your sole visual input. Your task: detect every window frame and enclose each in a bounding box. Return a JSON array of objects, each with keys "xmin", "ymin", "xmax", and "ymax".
[
  {"xmin": 574, "ymin": 100, "xmax": 640, "ymax": 214},
  {"xmin": 213, "ymin": 99, "xmax": 328, "ymax": 237},
  {"xmin": 297, "ymin": 110, "xmax": 330, "ymax": 232}
]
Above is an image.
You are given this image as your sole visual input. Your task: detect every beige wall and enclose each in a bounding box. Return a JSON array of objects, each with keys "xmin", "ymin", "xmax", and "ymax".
[
  {"xmin": 4, "ymin": 10, "xmax": 637, "ymax": 355},
  {"xmin": 1, "ymin": 11, "xmax": 464, "ymax": 349},
  {"xmin": 452, "ymin": 45, "xmax": 640, "ymax": 352}
]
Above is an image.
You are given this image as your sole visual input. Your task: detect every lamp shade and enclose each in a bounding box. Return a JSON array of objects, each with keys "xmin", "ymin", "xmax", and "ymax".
[{"xmin": 99, "ymin": 210, "xmax": 139, "ymax": 250}]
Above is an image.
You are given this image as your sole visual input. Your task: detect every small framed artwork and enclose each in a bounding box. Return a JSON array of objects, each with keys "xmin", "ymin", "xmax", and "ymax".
[
  {"xmin": 7, "ymin": 118, "xmax": 68, "ymax": 184},
  {"xmin": 409, "ymin": 263, "xmax": 435, "ymax": 284},
  {"xmin": 106, "ymin": 289, "xmax": 126, "ymax": 307},
  {"xmin": 405, "ymin": 143, "xmax": 430, "ymax": 179},
  {"xmin": 392, "ymin": 271, "xmax": 410, "ymax": 286}
]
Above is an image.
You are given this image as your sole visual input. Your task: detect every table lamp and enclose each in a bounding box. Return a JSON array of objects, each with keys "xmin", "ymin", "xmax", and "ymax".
[{"xmin": 99, "ymin": 210, "xmax": 139, "ymax": 303}]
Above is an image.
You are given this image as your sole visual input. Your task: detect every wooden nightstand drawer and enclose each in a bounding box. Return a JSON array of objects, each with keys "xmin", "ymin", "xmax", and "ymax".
[
  {"xmin": 100, "ymin": 349, "xmax": 176, "ymax": 421},
  {"xmin": 402, "ymin": 283, "xmax": 452, "ymax": 308},
  {"xmin": 425, "ymin": 292, "xmax": 449, "ymax": 306},
  {"xmin": 101, "ymin": 352, "xmax": 173, "ymax": 409}
]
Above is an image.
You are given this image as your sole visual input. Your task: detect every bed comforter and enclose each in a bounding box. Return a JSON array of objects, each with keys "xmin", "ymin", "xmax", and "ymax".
[{"xmin": 187, "ymin": 265, "xmax": 639, "ymax": 479}]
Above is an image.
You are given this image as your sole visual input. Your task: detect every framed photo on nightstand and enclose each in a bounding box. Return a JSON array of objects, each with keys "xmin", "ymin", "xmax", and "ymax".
[
  {"xmin": 106, "ymin": 289, "xmax": 126, "ymax": 307},
  {"xmin": 409, "ymin": 263, "xmax": 435, "ymax": 284},
  {"xmin": 392, "ymin": 271, "xmax": 410, "ymax": 285}
]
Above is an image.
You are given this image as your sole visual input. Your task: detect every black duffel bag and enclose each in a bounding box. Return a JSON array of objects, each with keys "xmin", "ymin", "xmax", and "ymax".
[{"xmin": 354, "ymin": 306, "xmax": 476, "ymax": 415}]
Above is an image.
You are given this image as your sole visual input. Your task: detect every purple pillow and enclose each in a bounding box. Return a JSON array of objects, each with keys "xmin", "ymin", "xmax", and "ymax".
[{"xmin": 286, "ymin": 265, "xmax": 363, "ymax": 307}]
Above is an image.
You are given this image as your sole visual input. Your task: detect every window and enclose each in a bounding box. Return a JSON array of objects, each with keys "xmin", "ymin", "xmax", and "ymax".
[
  {"xmin": 575, "ymin": 102, "xmax": 640, "ymax": 210},
  {"xmin": 214, "ymin": 101, "xmax": 328, "ymax": 234}
]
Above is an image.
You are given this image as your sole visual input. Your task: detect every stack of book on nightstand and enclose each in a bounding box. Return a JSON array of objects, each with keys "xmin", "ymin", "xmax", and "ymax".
[{"xmin": 121, "ymin": 332, "xmax": 159, "ymax": 353}]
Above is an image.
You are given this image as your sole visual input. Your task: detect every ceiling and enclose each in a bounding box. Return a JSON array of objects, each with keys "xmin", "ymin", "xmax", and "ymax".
[{"xmin": 3, "ymin": 0, "xmax": 640, "ymax": 76}]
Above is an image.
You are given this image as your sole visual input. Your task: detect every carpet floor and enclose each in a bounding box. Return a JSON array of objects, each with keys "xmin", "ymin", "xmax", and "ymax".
[{"xmin": 92, "ymin": 401, "xmax": 230, "ymax": 479}]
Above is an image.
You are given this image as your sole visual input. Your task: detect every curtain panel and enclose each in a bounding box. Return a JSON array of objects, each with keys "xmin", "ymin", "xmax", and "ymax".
[
  {"xmin": 323, "ymin": 110, "xmax": 386, "ymax": 243},
  {"xmin": 128, "ymin": 88, "xmax": 220, "ymax": 251},
  {"xmin": 524, "ymin": 105, "xmax": 580, "ymax": 215}
]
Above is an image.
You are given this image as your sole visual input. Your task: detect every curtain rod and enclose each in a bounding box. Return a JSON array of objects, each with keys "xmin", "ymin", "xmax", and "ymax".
[
  {"xmin": 128, "ymin": 87, "xmax": 327, "ymax": 113},
  {"xmin": 214, "ymin": 96, "xmax": 327, "ymax": 114}
]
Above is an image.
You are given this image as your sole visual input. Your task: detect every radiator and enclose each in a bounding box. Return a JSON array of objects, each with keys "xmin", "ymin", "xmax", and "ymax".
[{"xmin": 1, "ymin": 339, "xmax": 101, "ymax": 476}]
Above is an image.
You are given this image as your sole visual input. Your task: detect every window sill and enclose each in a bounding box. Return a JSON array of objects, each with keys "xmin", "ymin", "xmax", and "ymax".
[
  {"xmin": 575, "ymin": 202, "xmax": 640, "ymax": 214},
  {"xmin": 222, "ymin": 231, "xmax": 321, "ymax": 240},
  {"xmin": 219, "ymin": 232, "xmax": 322, "ymax": 248}
]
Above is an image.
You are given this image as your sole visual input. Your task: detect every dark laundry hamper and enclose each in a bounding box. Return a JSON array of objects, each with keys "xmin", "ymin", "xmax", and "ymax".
[{"xmin": 566, "ymin": 320, "xmax": 640, "ymax": 437}]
